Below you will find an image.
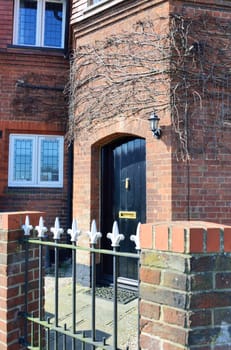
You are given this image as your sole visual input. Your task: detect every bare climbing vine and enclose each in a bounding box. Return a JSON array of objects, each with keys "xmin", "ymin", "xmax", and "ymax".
[{"xmin": 66, "ymin": 13, "xmax": 231, "ymax": 160}]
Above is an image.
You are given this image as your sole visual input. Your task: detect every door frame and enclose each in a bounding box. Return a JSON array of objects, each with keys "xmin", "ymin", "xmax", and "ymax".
[{"xmin": 100, "ymin": 136, "xmax": 146, "ymax": 285}]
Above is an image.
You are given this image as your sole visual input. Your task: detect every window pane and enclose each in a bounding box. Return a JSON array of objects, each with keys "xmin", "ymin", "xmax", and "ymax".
[
  {"xmin": 19, "ymin": 0, "xmax": 37, "ymax": 45},
  {"xmin": 44, "ymin": 2, "xmax": 63, "ymax": 47},
  {"xmin": 13, "ymin": 139, "xmax": 33, "ymax": 181},
  {"xmin": 40, "ymin": 139, "xmax": 59, "ymax": 182}
]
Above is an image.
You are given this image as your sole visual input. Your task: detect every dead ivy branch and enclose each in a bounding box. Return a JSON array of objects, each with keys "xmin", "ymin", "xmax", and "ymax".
[{"xmin": 67, "ymin": 14, "xmax": 231, "ymax": 160}]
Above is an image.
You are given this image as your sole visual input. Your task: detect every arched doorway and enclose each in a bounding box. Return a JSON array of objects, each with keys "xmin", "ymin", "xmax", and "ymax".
[{"xmin": 100, "ymin": 136, "xmax": 146, "ymax": 286}]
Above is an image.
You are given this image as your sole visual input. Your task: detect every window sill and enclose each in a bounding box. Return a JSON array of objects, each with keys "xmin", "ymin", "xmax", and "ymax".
[
  {"xmin": 7, "ymin": 45, "xmax": 66, "ymax": 57},
  {"xmin": 8, "ymin": 185, "xmax": 63, "ymax": 190}
]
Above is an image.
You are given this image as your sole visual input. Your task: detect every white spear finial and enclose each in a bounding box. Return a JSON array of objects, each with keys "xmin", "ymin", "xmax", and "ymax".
[
  {"xmin": 22, "ymin": 215, "xmax": 33, "ymax": 236},
  {"xmin": 130, "ymin": 222, "xmax": 141, "ymax": 250},
  {"xmin": 35, "ymin": 217, "xmax": 48, "ymax": 238},
  {"xmin": 87, "ymin": 220, "xmax": 102, "ymax": 244},
  {"xmin": 107, "ymin": 221, "xmax": 125, "ymax": 247},
  {"xmin": 50, "ymin": 217, "xmax": 64, "ymax": 240},
  {"xmin": 67, "ymin": 218, "xmax": 81, "ymax": 243}
]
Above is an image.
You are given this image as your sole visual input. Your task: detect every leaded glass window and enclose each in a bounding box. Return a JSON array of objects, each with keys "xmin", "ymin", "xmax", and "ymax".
[
  {"xmin": 14, "ymin": 0, "xmax": 66, "ymax": 48},
  {"xmin": 9, "ymin": 135, "xmax": 64, "ymax": 187},
  {"xmin": 13, "ymin": 138, "xmax": 33, "ymax": 181}
]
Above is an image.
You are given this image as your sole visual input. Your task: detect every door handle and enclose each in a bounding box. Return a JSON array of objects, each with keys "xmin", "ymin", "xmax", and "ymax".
[{"xmin": 125, "ymin": 177, "xmax": 130, "ymax": 190}]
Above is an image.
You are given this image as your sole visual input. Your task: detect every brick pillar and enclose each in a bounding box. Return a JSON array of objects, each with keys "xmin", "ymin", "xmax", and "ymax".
[
  {"xmin": 140, "ymin": 221, "xmax": 231, "ymax": 350},
  {"xmin": 0, "ymin": 211, "xmax": 42, "ymax": 350}
]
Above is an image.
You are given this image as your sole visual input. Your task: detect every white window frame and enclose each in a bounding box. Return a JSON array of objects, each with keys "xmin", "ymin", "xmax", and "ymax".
[
  {"xmin": 13, "ymin": 0, "xmax": 66, "ymax": 48},
  {"xmin": 91, "ymin": 0, "xmax": 104, "ymax": 4},
  {"xmin": 8, "ymin": 134, "xmax": 64, "ymax": 188},
  {"xmin": 84, "ymin": 0, "xmax": 125, "ymax": 19}
]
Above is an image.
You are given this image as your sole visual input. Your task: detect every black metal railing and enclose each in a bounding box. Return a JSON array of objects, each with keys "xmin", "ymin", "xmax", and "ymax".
[{"xmin": 21, "ymin": 217, "xmax": 141, "ymax": 350}]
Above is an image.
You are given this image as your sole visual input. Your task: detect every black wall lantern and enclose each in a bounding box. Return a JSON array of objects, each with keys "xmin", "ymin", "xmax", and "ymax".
[{"xmin": 148, "ymin": 112, "xmax": 162, "ymax": 139}]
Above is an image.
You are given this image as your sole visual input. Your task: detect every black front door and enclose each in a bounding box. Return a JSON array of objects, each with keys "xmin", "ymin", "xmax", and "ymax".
[{"xmin": 101, "ymin": 137, "xmax": 146, "ymax": 283}]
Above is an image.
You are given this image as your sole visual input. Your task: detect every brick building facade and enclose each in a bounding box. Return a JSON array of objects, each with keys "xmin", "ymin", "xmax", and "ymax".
[
  {"xmin": 0, "ymin": 2, "xmax": 231, "ymax": 348},
  {"xmin": 0, "ymin": 0, "xmax": 71, "ymax": 233},
  {"xmin": 70, "ymin": 0, "xmax": 231, "ymax": 283},
  {"xmin": 1, "ymin": 0, "xmax": 230, "ymax": 278}
]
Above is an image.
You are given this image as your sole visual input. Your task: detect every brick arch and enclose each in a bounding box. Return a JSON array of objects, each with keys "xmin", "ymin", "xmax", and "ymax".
[{"xmin": 92, "ymin": 132, "xmax": 135, "ymax": 148}]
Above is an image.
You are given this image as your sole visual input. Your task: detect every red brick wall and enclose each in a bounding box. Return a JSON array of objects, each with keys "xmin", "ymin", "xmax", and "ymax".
[
  {"xmin": 0, "ymin": 0, "xmax": 14, "ymax": 49},
  {"xmin": 71, "ymin": 0, "xmax": 231, "ymax": 237},
  {"xmin": 0, "ymin": 212, "xmax": 42, "ymax": 350},
  {"xmin": 0, "ymin": 2, "xmax": 71, "ymax": 230},
  {"xmin": 170, "ymin": 0, "xmax": 231, "ymax": 224},
  {"xmin": 0, "ymin": 119, "xmax": 70, "ymax": 230},
  {"xmin": 140, "ymin": 221, "xmax": 231, "ymax": 350},
  {"xmin": 71, "ymin": 0, "xmax": 172, "ymax": 234}
]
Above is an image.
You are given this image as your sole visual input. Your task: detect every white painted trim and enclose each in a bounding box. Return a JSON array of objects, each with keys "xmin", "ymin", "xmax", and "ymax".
[
  {"xmin": 13, "ymin": 0, "xmax": 18, "ymax": 45},
  {"xmin": 8, "ymin": 134, "xmax": 64, "ymax": 188},
  {"xmin": 85, "ymin": 0, "xmax": 125, "ymax": 15},
  {"xmin": 8, "ymin": 135, "xmax": 36, "ymax": 186},
  {"xmin": 38, "ymin": 136, "xmax": 64, "ymax": 187},
  {"xmin": 13, "ymin": 0, "xmax": 66, "ymax": 48}
]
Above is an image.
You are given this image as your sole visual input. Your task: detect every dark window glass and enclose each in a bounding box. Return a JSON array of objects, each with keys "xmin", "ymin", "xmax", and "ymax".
[
  {"xmin": 40, "ymin": 139, "xmax": 59, "ymax": 182},
  {"xmin": 19, "ymin": 0, "xmax": 37, "ymax": 45},
  {"xmin": 14, "ymin": 139, "xmax": 33, "ymax": 181},
  {"xmin": 16, "ymin": 0, "xmax": 64, "ymax": 48},
  {"xmin": 44, "ymin": 2, "xmax": 63, "ymax": 47}
]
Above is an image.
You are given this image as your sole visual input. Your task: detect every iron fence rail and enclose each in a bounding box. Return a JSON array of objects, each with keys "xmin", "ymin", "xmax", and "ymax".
[{"xmin": 22, "ymin": 219, "xmax": 140, "ymax": 350}]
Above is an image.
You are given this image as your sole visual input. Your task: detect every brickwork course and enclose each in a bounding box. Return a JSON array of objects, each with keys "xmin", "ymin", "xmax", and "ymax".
[
  {"xmin": 70, "ymin": 0, "xmax": 231, "ymax": 273},
  {"xmin": 140, "ymin": 221, "xmax": 231, "ymax": 350},
  {"xmin": 0, "ymin": 212, "xmax": 41, "ymax": 350},
  {"xmin": 69, "ymin": 1, "xmax": 231, "ymax": 347},
  {"xmin": 0, "ymin": 1, "xmax": 230, "ymax": 242},
  {"xmin": 70, "ymin": 0, "xmax": 231, "ymax": 228},
  {"xmin": 1, "ymin": 1, "xmax": 231, "ymax": 349},
  {"xmin": 0, "ymin": 1, "xmax": 70, "ymax": 230}
]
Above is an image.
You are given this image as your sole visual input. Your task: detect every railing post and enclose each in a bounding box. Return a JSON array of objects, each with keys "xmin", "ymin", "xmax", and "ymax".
[
  {"xmin": 22, "ymin": 224, "xmax": 30, "ymax": 346},
  {"xmin": 130, "ymin": 222, "xmax": 141, "ymax": 350},
  {"xmin": 35, "ymin": 216, "xmax": 48, "ymax": 349},
  {"xmin": 112, "ymin": 246, "xmax": 118, "ymax": 350},
  {"xmin": 68, "ymin": 218, "xmax": 81, "ymax": 350},
  {"xmin": 107, "ymin": 221, "xmax": 124, "ymax": 350},
  {"xmin": 51, "ymin": 217, "xmax": 63, "ymax": 350},
  {"xmin": 88, "ymin": 220, "xmax": 102, "ymax": 349}
]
